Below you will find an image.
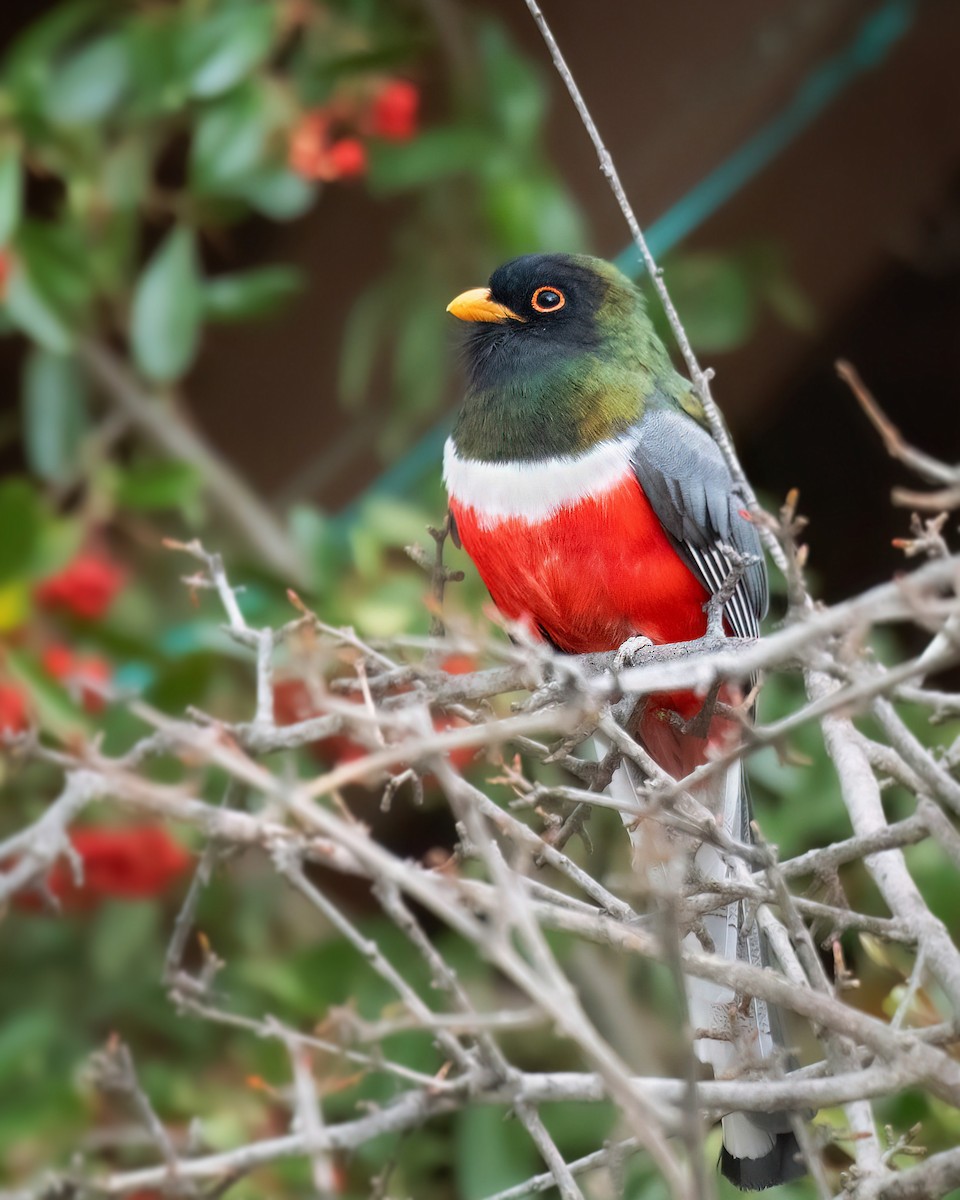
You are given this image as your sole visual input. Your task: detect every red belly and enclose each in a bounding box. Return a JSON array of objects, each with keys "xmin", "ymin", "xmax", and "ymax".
[
  {"xmin": 452, "ymin": 475, "xmax": 739, "ymax": 774},
  {"xmin": 451, "ymin": 474, "xmax": 708, "ymax": 655}
]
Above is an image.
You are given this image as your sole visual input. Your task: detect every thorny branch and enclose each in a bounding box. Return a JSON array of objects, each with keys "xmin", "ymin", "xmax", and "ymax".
[
  {"xmin": 4, "ymin": 469, "xmax": 960, "ymax": 1197},
  {"xmin": 5, "ymin": 18, "xmax": 960, "ymax": 1200},
  {"xmin": 837, "ymin": 359, "xmax": 960, "ymax": 513}
]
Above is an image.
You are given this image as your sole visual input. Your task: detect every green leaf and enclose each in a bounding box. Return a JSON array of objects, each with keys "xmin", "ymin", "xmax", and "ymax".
[
  {"xmin": 0, "ymin": 479, "xmax": 42, "ymax": 584},
  {"xmin": 764, "ymin": 274, "xmax": 817, "ymax": 333},
  {"xmin": 15, "ymin": 220, "xmax": 92, "ymax": 316},
  {"xmin": 1, "ymin": 0, "xmax": 103, "ymax": 114},
  {"xmin": 540, "ymin": 1101, "xmax": 617, "ymax": 1158},
  {"xmin": 182, "ymin": 5, "xmax": 276, "ymax": 99},
  {"xmin": 455, "ymin": 1105, "xmax": 539, "ymax": 1200},
  {"xmin": 90, "ymin": 898, "xmax": 161, "ymax": 982},
  {"xmin": 0, "ymin": 149, "xmax": 23, "ymax": 246},
  {"xmin": 101, "ymin": 139, "xmax": 150, "ymax": 211},
  {"xmin": 190, "ymin": 82, "xmax": 275, "ymax": 195},
  {"xmin": 30, "ymin": 513, "xmax": 84, "ymax": 581},
  {"xmin": 203, "ymin": 265, "xmax": 302, "ymax": 322},
  {"xmin": 6, "ymin": 647, "xmax": 90, "ymax": 741},
  {"xmin": 4, "ymin": 264, "xmax": 74, "ymax": 353},
  {"xmin": 46, "ymin": 33, "xmax": 130, "ymax": 125},
  {"xmin": 740, "ymin": 242, "xmax": 817, "ymax": 334},
  {"xmin": 22, "ymin": 349, "xmax": 90, "ymax": 484},
  {"xmin": 125, "ymin": 11, "xmax": 188, "ymax": 118},
  {"xmin": 391, "ymin": 298, "xmax": 446, "ymax": 421},
  {"xmin": 536, "ymin": 184, "xmax": 588, "ymax": 250},
  {"xmin": 237, "ymin": 169, "xmax": 316, "ymax": 220},
  {"xmin": 130, "ymin": 226, "xmax": 203, "ymax": 383},
  {"xmin": 113, "ymin": 461, "xmax": 202, "ymax": 511},
  {"xmin": 339, "ymin": 282, "xmax": 391, "ymax": 407},
  {"xmin": 0, "ymin": 1011, "xmax": 59, "ymax": 1079},
  {"xmin": 4, "ymin": 219, "xmax": 93, "ymax": 352},
  {"xmin": 369, "ymin": 128, "xmax": 497, "ymax": 193},
  {"xmin": 479, "ymin": 21, "xmax": 546, "ymax": 146},
  {"xmin": 87, "ymin": 209, "xmax": 139, "ymax": 299},
  {"xmin": 656, "ymin": 253, "xmax": 756, "ymax": 353},
  {"xmin": 289, "ymin": 505, "xmax": 349, "ymax": 596},
  {"xmin": 352, "ymin": 571, "xmax": 428, "ymax": 638},
  {"xmin": 483, "ymin": 174, "xmax": 586, "ymax": 256}
]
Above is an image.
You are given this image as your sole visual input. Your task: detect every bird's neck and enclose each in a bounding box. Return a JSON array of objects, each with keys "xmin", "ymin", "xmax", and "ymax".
[{"xmin": 452, "ymin": 324, "xmax": 697, "ymax": 464}]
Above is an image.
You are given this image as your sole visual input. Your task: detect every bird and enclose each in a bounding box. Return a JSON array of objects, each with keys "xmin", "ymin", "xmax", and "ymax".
[{"xmin": 443, "ymin": 252, "xmax": 805, "ymax": 1191}]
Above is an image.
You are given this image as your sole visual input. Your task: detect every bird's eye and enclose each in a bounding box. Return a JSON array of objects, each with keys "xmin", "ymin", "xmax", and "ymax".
[{"xmin": 531, "ymin": 286, "xmax": 565, "ymax": 313}]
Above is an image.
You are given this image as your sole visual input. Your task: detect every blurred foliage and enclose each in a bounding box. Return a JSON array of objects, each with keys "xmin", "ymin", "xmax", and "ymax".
[
  {"xmin": 0, "ymin": 1, "xmax": 954, "ymax": 1198},
  {"xmin": 648, "ymin": 242, "xmax": 816, "ymax": 355}
]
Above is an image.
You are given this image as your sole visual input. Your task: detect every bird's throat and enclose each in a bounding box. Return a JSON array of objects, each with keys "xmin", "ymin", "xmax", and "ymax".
[{"xmin": 453, "ymin": 348, "xmax": 644, "ymax": 463}]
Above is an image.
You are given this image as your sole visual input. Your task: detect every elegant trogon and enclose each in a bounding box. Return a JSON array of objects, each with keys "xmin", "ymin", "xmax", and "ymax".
[{"xmin": 443, "ymin": 253, "xmax": 804, "ymax": 1191}]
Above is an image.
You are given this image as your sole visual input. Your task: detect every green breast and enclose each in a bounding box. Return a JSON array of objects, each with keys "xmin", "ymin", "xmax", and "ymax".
[{"xmin": 453, "ymin": 323, "xmax": 704, "ymax": 463}]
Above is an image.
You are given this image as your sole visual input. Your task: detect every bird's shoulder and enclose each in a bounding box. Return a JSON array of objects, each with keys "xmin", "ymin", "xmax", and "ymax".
[{"xmin": 626, "ymin": 400, "xmax": 768, "ymax": 632}]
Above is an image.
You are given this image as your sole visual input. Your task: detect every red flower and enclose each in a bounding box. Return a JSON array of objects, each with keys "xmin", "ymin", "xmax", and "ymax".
[
  {"xmin": 0, "ymin": 682, "xmax": 28, "ymax": 735},
  {"xmin": 41, "ymin": 643, "xmax": 111, "ymax": 713},
  {"xmin": 46, "ymin": 826, "xmax": 192, "ymax": 909},
  {"xmin": 36, "ymin": 554, "xmax": 125, "ymax": 621},
  {"xmin": 0, "ymin": 251, "xmax": 11, "ymax": 301},
  {"xmin": 371, "ymin": 80, "xmax": 419, "ymax": 141}
]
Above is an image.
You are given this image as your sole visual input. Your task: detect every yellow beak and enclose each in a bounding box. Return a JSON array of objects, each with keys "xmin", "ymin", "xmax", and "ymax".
[{"xmin": 446, "ymin": 287, "xmax": 524, "ymax": 324}]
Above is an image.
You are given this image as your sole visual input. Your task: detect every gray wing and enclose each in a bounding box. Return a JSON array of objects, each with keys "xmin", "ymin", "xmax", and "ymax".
[{"xmin": 630, "ymin": 407, "xmax": 768, "ymax": 639}]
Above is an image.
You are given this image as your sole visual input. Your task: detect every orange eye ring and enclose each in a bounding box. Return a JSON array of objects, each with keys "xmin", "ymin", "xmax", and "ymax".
[{"xmin": 531, "ymin": 285, "xmax": 565, "ymax": 313}]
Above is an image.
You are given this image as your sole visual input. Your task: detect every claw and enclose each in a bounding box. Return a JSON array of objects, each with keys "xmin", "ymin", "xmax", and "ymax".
[{"xmin": 614, "ymin": 635, "xmax": 654, "ymax": 672}]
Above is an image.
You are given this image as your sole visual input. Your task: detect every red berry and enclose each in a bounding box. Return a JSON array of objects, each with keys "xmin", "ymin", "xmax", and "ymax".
[
  {"xmin": 41, "ymin": 643, "xmax": 75, "ymax": 679},
  {"xmin": 371, "ymin": 80, "xmax": 419, "ymax": 141},
  {"xmin": 288, "ymin": 110, "xmax": 330, "ymax": 179},
  {"xmin": 0, "ymin": 683, "xmax": 28, "ymax": 735},
  {"xmin": 274, "ymin": 677, "xmax": 324, "ymax": 726},
  {"xmin": 76, "ymin": 655, "xmax": 111, "ymax": 713},
  {"xmin": 432, "ymin": 713, "xmax": 475, "ymax": 772},
  {"xmin": 43, "ymin": 643, "xmax": 113, "ymax": 715},
  {"xmin": 440, "ymin": 654, "xmax": 475, "ymax": 676},
  {"xmin": 47, "ymin": 826, "xmax": 191, "ymax": 909},
  {"xmin": 326, "ymin": 137, "xmax": 367, "ymax": 180},
  {"xmin": 36, "ymin": 554, "xmax": 125, "ymax": 621},
  {"xmin": 288, "ymin": 110, "xmax": 367, "ymax": 182},
  {"xmin": 274, "ymin": 677, "xmax": 334, "ymax": 763},
  {"xmin": 314, "ymin": 732, "xmax": 368, "ymax": 767}
]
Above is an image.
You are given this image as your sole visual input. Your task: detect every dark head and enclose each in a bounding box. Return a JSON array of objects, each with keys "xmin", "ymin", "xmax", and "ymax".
[
  {"xmin": 446, "ymin": 253, "xmax": 675, "ymax": 462},
  {"xmin": 447, "ymin": 253, "xmax": 647, "ymax": 371}
]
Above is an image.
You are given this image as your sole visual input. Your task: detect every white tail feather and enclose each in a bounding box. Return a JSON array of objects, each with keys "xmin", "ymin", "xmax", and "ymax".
[
  {"xmin": 607, "ymin": 748, "xmax": 776, "ymax": 1076},
  {"xmin": 604, "ymin": 740, "xmax": 802, "ymax": 1188},
  {"xmin": 721, "ymin": 1112, "xmax": 777, "ymax": 1161}
]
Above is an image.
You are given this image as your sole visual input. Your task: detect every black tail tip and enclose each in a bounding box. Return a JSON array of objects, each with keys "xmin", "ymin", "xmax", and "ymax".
[{"xmin": 719, "ymin": 1131, "xmax": 806, "ymax": 1191}]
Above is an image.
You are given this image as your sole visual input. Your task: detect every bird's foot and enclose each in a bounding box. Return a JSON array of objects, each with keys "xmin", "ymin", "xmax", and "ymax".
[{"xmin": 614, "ymin": 635, "xmax": 654, "ymax": 672}]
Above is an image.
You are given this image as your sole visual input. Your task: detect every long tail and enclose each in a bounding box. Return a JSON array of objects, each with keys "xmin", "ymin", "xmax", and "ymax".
[{"xmin": 607, "ymin": 728, "xmax": 805, "ymax": 1191}]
